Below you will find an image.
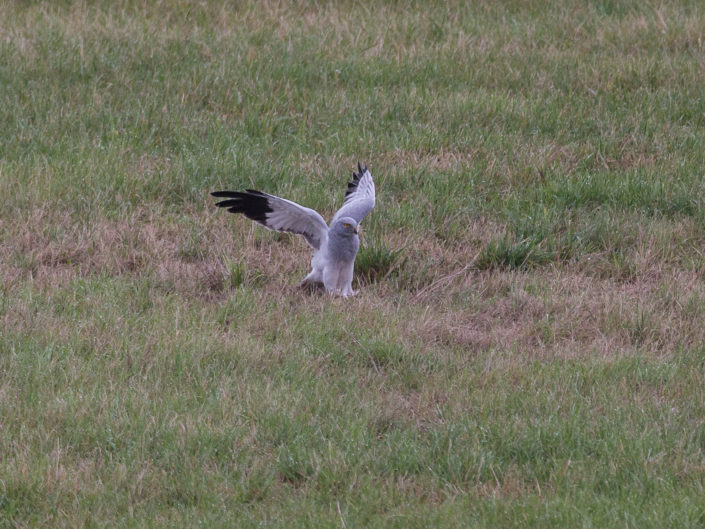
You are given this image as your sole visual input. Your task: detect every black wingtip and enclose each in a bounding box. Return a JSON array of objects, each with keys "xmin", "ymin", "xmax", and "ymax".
[
  {"xmin": 345, "ymin": 162, "xmax": 368, "ymax": 198},
  {"xmin": 211, "ymin": 190, "xmax": 239, "ymax": 198},
  {"xmin": 211, "ymin": 189, "xmax": 272, "ymax": 223}
]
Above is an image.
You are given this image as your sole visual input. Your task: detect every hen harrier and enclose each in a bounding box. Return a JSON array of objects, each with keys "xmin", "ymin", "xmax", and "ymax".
[{"xmin": 211, "ymin": 163, "xmax": 375, "ymax": 297}]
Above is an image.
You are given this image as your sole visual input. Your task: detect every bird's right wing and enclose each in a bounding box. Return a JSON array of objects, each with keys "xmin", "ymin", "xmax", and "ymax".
[
  {"xmin": 211, "ymin": 190, "xmax": 328, "ymax": 250},
  {"xmin": 331, "ymin": 162, "xmax": 376, "ymax": 224}
]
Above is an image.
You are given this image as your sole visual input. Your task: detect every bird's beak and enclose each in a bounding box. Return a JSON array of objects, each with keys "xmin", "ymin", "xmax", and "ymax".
[{"xmin": 354, "ymin": 227, "xmax": 359, "ymax": 234}]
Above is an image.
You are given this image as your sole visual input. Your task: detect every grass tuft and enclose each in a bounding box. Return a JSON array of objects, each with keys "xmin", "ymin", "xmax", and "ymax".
[
  {"xmin": 355, "ymin": 243, "xmax": 407, "ymax": 284},
  {"xmin": 475, "ymin": 235, "xmax": 554, "ymax": 270}
]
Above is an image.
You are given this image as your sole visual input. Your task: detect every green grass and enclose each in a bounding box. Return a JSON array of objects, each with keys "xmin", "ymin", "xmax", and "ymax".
[{"xmin": 3, "ymin": 1, "xmax": 705, "ymax": 527}]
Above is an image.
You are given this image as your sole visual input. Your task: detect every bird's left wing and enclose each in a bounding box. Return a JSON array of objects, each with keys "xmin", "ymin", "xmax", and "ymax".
[
  {"xmin": 211, "ymin": 190, "xmax": 328, "ymax": 250},
  {"xmin": 331, "ymin": 162, "xmax": 376, "ymax": 224}
]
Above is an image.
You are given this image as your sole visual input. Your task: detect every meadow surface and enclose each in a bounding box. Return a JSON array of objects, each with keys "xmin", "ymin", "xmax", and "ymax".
[{"xmin": 2, "ymin": 1, "xmax": 705, "ymax": 527}]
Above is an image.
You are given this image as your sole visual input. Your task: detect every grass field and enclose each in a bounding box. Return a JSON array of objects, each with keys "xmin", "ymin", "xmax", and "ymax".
[{"xmin": 3, "ymin": 0, "xmax": 705, "ymax": 526}]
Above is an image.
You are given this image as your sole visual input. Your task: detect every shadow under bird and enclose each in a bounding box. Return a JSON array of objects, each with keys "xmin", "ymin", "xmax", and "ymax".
[{"xmin": 211, "ymin": 162, "xmax": 375, "ymax": 297}]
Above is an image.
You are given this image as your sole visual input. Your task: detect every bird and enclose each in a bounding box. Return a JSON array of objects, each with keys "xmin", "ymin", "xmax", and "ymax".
[{"xmin": 211, "ymin": 162, "xmax": 375, "ymax": 297}]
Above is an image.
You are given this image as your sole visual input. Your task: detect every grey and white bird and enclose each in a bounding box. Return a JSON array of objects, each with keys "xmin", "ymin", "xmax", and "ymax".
[{"xmin": 211, "ymin": 162, "xmax": 375, "ymax": 297}]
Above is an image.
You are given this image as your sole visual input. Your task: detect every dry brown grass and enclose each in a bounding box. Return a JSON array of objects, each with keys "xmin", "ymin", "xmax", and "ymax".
[
  {"xmin": 1, "ymin": 206, "xmax": 310, "ymax": 295},
  {"xmin": 5, "ymin": 200, "xmax": 705, "ymax": 366},
  {"xmin": 414, "ymin": 264, "xmax": 705, "ymax": 363}
]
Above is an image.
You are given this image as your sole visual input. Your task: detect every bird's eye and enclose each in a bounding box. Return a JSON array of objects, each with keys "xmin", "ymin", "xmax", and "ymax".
[{"xmin": 344, "ymin": 223, "xmax": 350, "ymax": 228}]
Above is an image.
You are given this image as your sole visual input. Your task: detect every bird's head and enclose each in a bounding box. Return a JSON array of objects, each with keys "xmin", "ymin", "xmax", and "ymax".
[{"xmin": 334, "ymin": 217, "xmax": 359, "ymax": 236}]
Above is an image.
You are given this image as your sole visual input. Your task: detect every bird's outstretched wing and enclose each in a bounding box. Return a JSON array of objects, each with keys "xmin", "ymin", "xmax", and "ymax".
[
  {"xmin": 331, "ymin": 162, "xmax": 375, "ymax": 225},
  {"xmin": 211, "ymin": 190, "xmax": 328, "ymax": 249}
]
